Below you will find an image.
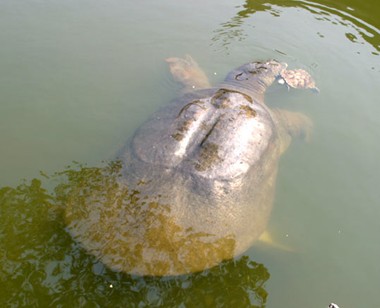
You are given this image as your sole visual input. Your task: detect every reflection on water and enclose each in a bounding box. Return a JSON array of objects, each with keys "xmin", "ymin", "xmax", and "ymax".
[
  {"xmin": 212, "ymin": 0, "xmax": 380, "ymax": 54},
  {"xmin": 1, "ymin": 0, "xmax": 380, "ymax": 306},
  {"xmin": 60, "ymin": 161, "xmax": 237, "ymax": 276},
  {"xmin": 0, "ymin": 163, "xmax": 269, "ymax": 307},
  {"xmin": 212, "ymin": 1, "xmax": 272, "ymax": 52}
]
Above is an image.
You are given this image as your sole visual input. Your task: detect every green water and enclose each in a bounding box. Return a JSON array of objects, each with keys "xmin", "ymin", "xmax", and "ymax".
[{"xmin": 1, "ymin": 0, "xmax": 379, "ymax": 307}]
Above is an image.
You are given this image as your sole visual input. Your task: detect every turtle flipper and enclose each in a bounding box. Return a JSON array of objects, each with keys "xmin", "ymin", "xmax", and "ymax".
[
  {"xmin": 166, "ymin": 55, "xmax": 211, "ymax": 92},
  {"xmin": 273, "ymin": 108, "xmax": 313, "ymax": 147}
]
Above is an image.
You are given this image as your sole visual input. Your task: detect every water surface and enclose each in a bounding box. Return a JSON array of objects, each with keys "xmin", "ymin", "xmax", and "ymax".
[{"xmin": 1, "ymin": 0, "xmax": 379, "ymax": 307}]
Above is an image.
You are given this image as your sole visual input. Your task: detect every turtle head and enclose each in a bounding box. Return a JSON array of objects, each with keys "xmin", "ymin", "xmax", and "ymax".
[{"xmin": 225, "ymin": 60, "xmax": 287, "ymax": 94}]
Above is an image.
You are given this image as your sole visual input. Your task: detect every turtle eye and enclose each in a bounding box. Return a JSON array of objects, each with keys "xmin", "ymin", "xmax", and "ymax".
[
  {"xmin": 248, "ymin": 64, "xmax": 268, "ymax": 74},
  {"xmin": 247, "ymin": 69, "xmax": 257, "ymax": 75},
  {"xmin": 235, "ymin": 72, "xmax": 249, "ymax": 80},
  {"xmin": 247, "ymin": 62, "xmax": 267, "ymax": 75}
]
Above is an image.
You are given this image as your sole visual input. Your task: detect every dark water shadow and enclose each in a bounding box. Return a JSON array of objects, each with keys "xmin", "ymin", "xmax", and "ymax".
[
  {"xmin": 0, "ymin": 162, "xmax": 270, "ymax": 307},
  {"xmin": 211, "ymin": 0, "xmax": 380, "ymax": 54}
]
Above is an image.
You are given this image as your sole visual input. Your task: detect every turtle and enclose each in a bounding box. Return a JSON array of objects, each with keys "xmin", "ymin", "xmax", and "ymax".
[
  {"xmin": 65, "ymin": 55, "xmax": 316, "ymax": 276},
  {"xmin": 278, "ymin": 68, "xmax": 319, "ymax": 93}
]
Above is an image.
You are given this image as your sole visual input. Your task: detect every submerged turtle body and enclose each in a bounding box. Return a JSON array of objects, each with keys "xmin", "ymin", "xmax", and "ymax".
[{"xmin": 65, "ymin": 56, "xmax": 314, "ymax": 276}]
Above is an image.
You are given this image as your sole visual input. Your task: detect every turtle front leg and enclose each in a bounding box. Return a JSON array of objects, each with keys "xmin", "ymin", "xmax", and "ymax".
[
  {"xmin": 272, "ymin": 108, "xmax": 313, "ymax": 148},
  {"xmin": 166, "ymin": 55, "xmax": 211, "ymax": 92}
]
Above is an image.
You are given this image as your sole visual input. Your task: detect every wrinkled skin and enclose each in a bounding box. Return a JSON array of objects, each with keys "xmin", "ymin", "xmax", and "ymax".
[{"xmin": 65, "ymin": 56, "xmax": 312, "ymax": 276}]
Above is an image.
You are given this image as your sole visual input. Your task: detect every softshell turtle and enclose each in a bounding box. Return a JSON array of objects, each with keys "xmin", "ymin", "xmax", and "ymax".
[{"xmin": 65, "ymin": 55, "xmax": 315, "ymax": 276}]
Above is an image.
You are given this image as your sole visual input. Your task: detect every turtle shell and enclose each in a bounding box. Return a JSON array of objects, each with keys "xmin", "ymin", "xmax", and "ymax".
[{"xmin": 279, "ymin": 69, "xmax": 319, "ymax": 92}]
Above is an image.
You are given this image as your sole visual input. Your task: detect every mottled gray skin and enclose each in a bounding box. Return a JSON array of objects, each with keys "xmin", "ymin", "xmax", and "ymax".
[{"xmin": 66, "ymin": 58, "xmax": 312, "ymax": 276}]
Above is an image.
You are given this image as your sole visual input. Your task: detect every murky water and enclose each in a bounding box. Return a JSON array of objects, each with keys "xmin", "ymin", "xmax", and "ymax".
[{"xmin": 1, "ymin": 0, "xmax": 379, "ymax": 307}]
